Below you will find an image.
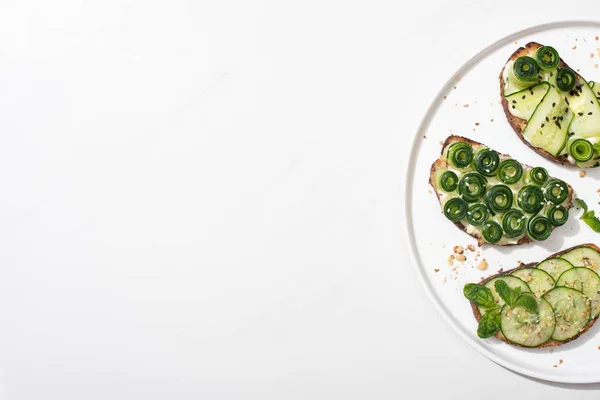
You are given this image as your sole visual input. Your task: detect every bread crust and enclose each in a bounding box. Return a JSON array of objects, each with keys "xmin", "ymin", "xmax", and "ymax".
[
  {"xmin": 429, "ymin": 135, "xmax": 574, "ymax": 246},
  {"xmin": 469, "ymin": 243, "xmax": 600, "ymax": 348},
  {"xmin": 499, "ymin": 42, "xmax": 576, "ymax": 166}
]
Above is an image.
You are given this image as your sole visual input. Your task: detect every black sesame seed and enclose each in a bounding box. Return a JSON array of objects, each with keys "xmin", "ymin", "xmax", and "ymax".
[
  {"xmin": 576, "ymin": 92, "xmax": 580, "ymax": 97},
  {"xmin": 579, "ymin": 112, "xmax": 584, "ymax": 116},
  {"xmin": 550, "ymin": 72, "xmax": 553, "ymax": 77},
  {"xmin": 522, "ymin": 95, "xmax": 526, "ymax": 99},
  {"xmin": 545, "ymin": 116, "xmax": 549, "ymax": 122},
  {"xmin": 552, "ymin": 102, "xmax": 556, "ymax": 107},
  {"xmin": 552, "ymin": 116, "xmax": 557, "ymax": 120},
  {"xmin": 565, "ymin": 107, "xmax": 569, "ymax": 112},
  {"xmin": 512, "ymin": 105, "xmax": 515, "ymax": 109},
  {"xmin": 589, "ymin": 112, "xmax": 593, "ymax": 115},
  {"xmin": 565, "ymin": 98, "xmax": 570, "ymax": 105},
  {"xmin": 541, "ymin": 123, "xmax": 545, "ymax": 127},
  {"xmin": 512, "ymin": 100, "xmax": 517, "ymax": 104}
]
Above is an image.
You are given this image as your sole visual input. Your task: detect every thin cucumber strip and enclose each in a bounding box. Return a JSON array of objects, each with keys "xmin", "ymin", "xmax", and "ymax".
[
  {"xmin": 522, "ymin": 86, "xmax": 573, "ymax": 156},
  {"xmin": 560, "ymin": 246, "xmax": 600, "ymax": 273},
  {"xmin": 511, "ymin": 268, "xmax": 555, "ymax": 298},
  {"xmin": 543, "ymin": 287, "xmax": 591, "ymax": 342},
  {"xmin": 556, "ymin": 267, "xmax": 600, "ymax": 318},
  {"xmin": 500, "ymin": 298, "xmax": 555, "ymax": 347},
  {"xmin": 505, "ymin": 83, "xmax": 549, "ymax": 120},
  {"xmin": 565, "ymin": 78, "xmax": 600, "ymax": 139},
  {"xmin": 536, "ymin": 257, "xmax": 575, "ymax": 281}
]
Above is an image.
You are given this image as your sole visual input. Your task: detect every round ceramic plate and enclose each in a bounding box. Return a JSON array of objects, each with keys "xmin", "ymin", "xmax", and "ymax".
[{"xmin": 405, "ymin": 21, "xmax": 600, "ymax": 383}]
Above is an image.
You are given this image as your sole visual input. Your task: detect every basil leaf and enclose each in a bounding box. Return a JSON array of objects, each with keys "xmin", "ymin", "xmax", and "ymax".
[
  {"xmin": 463, "ymin": 283, "xmax": 496, "ymax": 310},
  {"xmin": 575, "ymin": 198, "xmax": 600, "ymax": 233},
  {"xmin": 514, "ymin": 292, "xmax": 538, "ymax": 313},
  {"xmin": 477, "ymin": 309, "xmax": 501, "ymax": 338}
]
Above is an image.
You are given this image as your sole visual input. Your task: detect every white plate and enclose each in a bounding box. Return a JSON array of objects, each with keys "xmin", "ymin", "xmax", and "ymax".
[{"xmin": 405, "ymin": 21, "xmax": 600, "ymax": 383}]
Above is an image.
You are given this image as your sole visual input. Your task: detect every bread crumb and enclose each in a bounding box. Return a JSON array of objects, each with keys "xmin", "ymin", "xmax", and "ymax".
[
  {"xmin": 490, "ymin": 118, "xmax": 494, "ymax": 122},
  {"xmin": 580, "ymin": 171, "xmax": 587, "ymax": 178},
  {"xmin": 550, "ymin": 348, "xmax": 554, "ymax": 353},
  {"xmin": 423, "ymin": 135, "xmax": 427, "ymax": 139},
  {"xmin": 476, "ymin": 259, "xmax": 488, "ymax": 271},
  {"xmin": 439, "ymin": 140, "xmax": 444, "ymax": 146},
  {"xmin": 577, "ymin": 68, "xmax": 581, "ymax": 72},
  {"xmin": 514, "ymin": 41, "xmax": 518, "ymax": 44},
  {"xmin": 447, "ymin": 255, "xmax": 455, "ymax": 265},
  {"xmin": 441, "ymin": 277, "xmax": 447, "ymax": 283},
  {"xmin": 553, "ymin": 365, "xmax": 557, "ymax": 368},
  {"xmin": 428, "ymin": 189, "xmax": 432, "ymax": 194},
  {"xmin": 453, "ymin": 245, "xmax": 464, "ymax": 254},
  {"xmin": 453, "ymin": 86, "xmax": 457, "ymax": 90},
  {"xmin": 597, "ymin": 345, "xmax": 600, "ymax": 350},
  {"xmin": 475, "ymin": 122, "xmax": 480, "ymax": 126},
  {"xmin": 434, "ymin": 269, "xmax": 440, "ymax": 273},
  {"xmin": 591, "ymin": 53, "xmax": 595, "ymax": 58},
  {"xmin": 455, "ymin": 75, "xmax": 460, "ymax": 81},
  {"xmin": 573, "ymin": 45, "xmax": 577, "ymax": 50},
  {"xmin": 467, "ymin": 244, "xmax": 476, "ymax": 252},
  {"xmin": 455, "ymin": 254, "xmax": 466, "ymax": 262},
  {"xmin": 595, "ymin": 64, "xmax": 599, "ymax": 69},
  {"xmin": 596, "ymin": 36, "xmax": 599, "ymax": 41},
  {"xmin": 559, "ymin": 359, "xmax": 563, "ymax": 364},
  {"xmin": 443, "ymin": 95, "xmax": 447, "ymax": 100},
  {"xmin": 463, "ymin": 104, "xmax": 469, "ymax": 108}
]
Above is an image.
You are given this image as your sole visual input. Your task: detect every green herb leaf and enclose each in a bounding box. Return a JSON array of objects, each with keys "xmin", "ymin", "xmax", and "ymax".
[
  {"xmin": 477, "ymin": 309, "xmax": 501, "ymax": 338},
  {"xmin": 514, "ymin": 292, "xmax": 538, "ymax": 313},
  {"xmin": 463, "ymin": 283, "xmax": 496, "ymax": 310},
  {"xmin": 494, "ymin": 280, "xmax": 521, "ymax": 308},
  {"xmin": 575, "ymin": 198, "xmax": 600, "ymax": 233}
]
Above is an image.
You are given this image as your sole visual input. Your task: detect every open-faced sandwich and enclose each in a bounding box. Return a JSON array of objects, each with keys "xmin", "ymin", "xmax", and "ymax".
[
  {"xmin": 430, "ymin": 135, "xmax": 574, "ymax": 246},
  {"xmin": 464, "ymin": 243, "xmax": 600, "ymax": 347},
  {"xmin": 500, "ymin": 42, "xmax": 600, "ymax": 167}
]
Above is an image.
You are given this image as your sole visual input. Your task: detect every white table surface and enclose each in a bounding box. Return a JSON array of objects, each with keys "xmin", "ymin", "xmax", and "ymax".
[{"xmin": 2, "ymin": 1, "xmax": 600, "ymax": 399}]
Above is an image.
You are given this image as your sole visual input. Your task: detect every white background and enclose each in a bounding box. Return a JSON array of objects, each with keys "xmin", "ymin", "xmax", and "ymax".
[{"xmin": 1, "ymin": 0, "xmax": 600, "ymax": 399}]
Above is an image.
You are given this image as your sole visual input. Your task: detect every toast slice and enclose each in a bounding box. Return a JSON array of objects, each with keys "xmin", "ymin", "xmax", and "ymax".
[
  {"xmin": 430, "ymin": 135, "xmax": 574, "ymax": 246},
  {"xmin": 500, "ymin": 42, "xmax": 600, "ymax": 167},
  {"xmin": 468, "ymin": 243, "xmax": 600, "ymax": 348}
]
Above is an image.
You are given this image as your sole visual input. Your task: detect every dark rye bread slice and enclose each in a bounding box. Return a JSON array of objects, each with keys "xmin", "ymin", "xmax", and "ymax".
[
  {"xmin": 469, "ymin": 243, "xmax": 600, "ymax": 348},
  {"xmin": 499, "ymin": 41, "xmax": 576, "ymax": 166},
  {"xmin": 429, "ymin": 135, "xmax": 574, "ymax": 246}
]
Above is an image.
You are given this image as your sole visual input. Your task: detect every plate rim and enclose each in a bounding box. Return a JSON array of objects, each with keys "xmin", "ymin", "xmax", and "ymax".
[{"xmin": 402, "ymin": 19, "xmax": 600, "ymax": 384}]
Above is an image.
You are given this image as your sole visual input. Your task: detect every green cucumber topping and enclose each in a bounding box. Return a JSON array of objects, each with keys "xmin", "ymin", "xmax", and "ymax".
[
  {"xmin": 511, "ymin": 268, "xmax": 555, "ymax": 298},
  {"xmin": 482, "ymin": 221, "xmax": 503, "ymax": 243},
  {"xmin": 458, "ymin": 173, "xmax": 487, "ymax": 202},
  {"xmin": 547, "ymin": 204, "xmax": 569, "ymax": 226},
  {"xmin": 500, "ymin": 297, "xmax": 555, "ymax": 347},
  {"xmin": 443, "ymin": 197, "xmax": 468, "ymax": 222},
  {"xmin": 543, "ymin": 179, "xmax": 569, "ymax": 204},
  {"xmin": 502, "ymin": 209, "xmax": 527, "ymax": 237},
  {"xmin": 527, "ymin": 215, "xmax": 552, "ymax": 241},
  {"xmin": 543, "ymin": 287, "xmax": 590, "ymax": 341},
  {"xmin": 535, "ymin": 46, "xmax": 559, "ymax": 71},
  {"xmin": 439, "ymin": 170, "xmax": 459, "ymax": 192},
  {"xmin": 497, "ymin": 159, "xmax": 523, "ymax": 184},
  {"xmin": 446, "ymin": 142, "xmax": 473, "ymax": 168},
  {"xmin": 555, "ymin": 267, "xmax": 600, "ymax": 318},
  {"xmin": 473, "ymin": 149, "xmax": 500, "ymax": 176},
  {"xmin": 527, "ymin": 167, "xmax": 548, "ymax": 185},
  {"xmin": 536, "ymin": 257, "xmax": 575, "ymax": 281},
  {"xmin": 569, "ymin": 138, "xmax": 594, "ymax": 162},
  {"xmin": 466, "ymin": 203, "xmax": 489, "ymax": 226},
  {"xmin": 556, "ymin": 67, "xmax": 576, "ymax": 92},
  {"xmin": 517, "ymin": 185, "xmax": 544, "ymax": 214},
  {"xmin": 513, "ymin": 56, "xmax": 540, "ymax": 82},
  {"xmin": 485, "ymin": 185, "xmax": 513, "ymax": 214}
]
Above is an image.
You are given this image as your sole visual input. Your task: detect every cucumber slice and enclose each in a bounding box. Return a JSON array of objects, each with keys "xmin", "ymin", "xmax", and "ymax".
[
  {"xmin": 543, "ymin": 287, "xmax": 591, "ymax": 341},
  {"xmin": 511, "ymin": 268, "xmax": 555, "ymax": 298},
  {"xmin": 590, "ymin": 81, "xmax": 600, "ymax": 98},
  {"xmin": 478, "ymin": 276, "xmax": 531, "ymax": 315},
  {"xmin": 504, "ymin": 60, "xmax": 539, "ymax": 96},
  {"xmin": 556, "ymin": 267, "xmax": 600, "ymax": 318},
  {"xmin": 536, "ymin": 257, "xmax": 575, "ymax": 281},
  {"xmin": 522, "ymin": 86, "xmax": 574, "ymax": 156},
  {"xmin": 565, "ymin": 79, "xmax": 600, "ymax": 139},
  {"xmin": 500, "ymin": 298, "xmax": 555, "ymax": 347},
  {"xmin": 560, "ymin": 246, "xmax": 600, "ymax": 272},
  {"xmin": 505, "ymin": 83, "xmax": 550, "ymax": 120}
]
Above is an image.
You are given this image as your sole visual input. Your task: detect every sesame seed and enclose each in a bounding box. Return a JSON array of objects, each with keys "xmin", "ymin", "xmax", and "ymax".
[{"xmin": 579, "ymin": 112, "xmax": 584, "ymax": 116}]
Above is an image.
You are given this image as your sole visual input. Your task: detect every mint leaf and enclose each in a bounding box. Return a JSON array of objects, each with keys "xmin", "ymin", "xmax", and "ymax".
[
  {"xmin": 477, "ymin": 309, "xmax": 501, "ymax": 338},
  {"xmin": 575, "ymin": 198, "xmax": 600, "ymax": 233},
  {"xmin": 464, "ymin": 283, "xmax": 496, "ymax": 310},
  {"xmin": 515, "ymin": 292, "xmax": 538, "ymax": 313},
  {"xmin": 494, "ymin": 280, "xmax": 521, "ymax": 307}
]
